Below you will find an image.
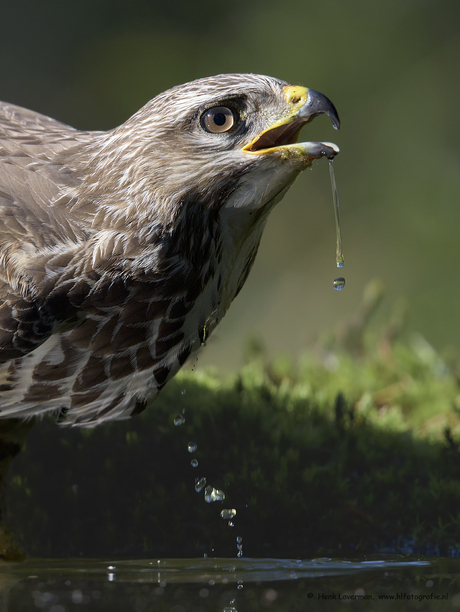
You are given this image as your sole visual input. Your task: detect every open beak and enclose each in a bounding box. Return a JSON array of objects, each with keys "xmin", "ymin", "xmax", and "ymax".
[{"xmin": 243, "ymin": 86, "xmax": 340, "ymax": 160}]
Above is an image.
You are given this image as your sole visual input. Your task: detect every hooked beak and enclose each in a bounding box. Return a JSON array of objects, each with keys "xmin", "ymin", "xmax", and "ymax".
[
  {"xmin": 243, "ymin": 85, "xmax": 340, "ymax": 160},
  {"xmin": 299, "ymin": 88, "xmax": 340, "ymax": 129}
]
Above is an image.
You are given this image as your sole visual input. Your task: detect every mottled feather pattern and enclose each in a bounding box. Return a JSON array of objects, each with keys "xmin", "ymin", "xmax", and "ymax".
[{"xmin": 0, "ymin": 74, "xmax": 326, "ymax": 425}]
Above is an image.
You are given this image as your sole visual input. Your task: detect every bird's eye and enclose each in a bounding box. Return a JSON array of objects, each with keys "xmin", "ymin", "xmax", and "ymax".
[{"xmin": 200, "ymin": 106, "xmax": 236, "ymax": 133}]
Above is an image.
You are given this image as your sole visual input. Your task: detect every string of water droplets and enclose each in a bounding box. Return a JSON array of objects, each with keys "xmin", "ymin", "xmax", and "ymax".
[
  {"xmin": 328, "ymin": 158, "xmax": 346, "ymax": 291},
  {"xmin": 172, "ymin": 313, "xmax": 245, "ymax": 611},
  {"xmin": 173, "ymin": 324, "xmax": 240, "ymax": 545}
]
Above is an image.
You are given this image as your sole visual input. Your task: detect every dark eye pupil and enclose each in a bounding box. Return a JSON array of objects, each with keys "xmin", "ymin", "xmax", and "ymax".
[
  {"xmin": 201, "ymin": 106, "xmax": 236, "ymax": 133},
  {"xmin": 213, "ymin": 113, "xmax": 226, "ymax": 126}
]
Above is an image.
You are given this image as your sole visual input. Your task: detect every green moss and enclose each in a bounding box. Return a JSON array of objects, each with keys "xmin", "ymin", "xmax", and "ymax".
[{"xmin": 5, "ymin": 284, "xmax": 460, "ymax": 558}]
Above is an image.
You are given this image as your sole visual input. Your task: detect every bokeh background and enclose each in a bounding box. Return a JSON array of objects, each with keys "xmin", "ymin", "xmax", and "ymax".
[{"xmin": 1, "ymin": 0, "xmax": 459, "ymax": 370}]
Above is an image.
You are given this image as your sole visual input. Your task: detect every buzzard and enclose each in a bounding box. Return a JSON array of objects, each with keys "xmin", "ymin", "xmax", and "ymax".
[{"xmin": 0, "ymin": 74, "xmax": 339, "ymax": 426}]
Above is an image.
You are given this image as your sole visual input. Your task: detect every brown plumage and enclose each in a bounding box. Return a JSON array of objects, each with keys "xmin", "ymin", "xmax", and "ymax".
[{"xmin": 0, "ymin": 74, "xmax": 339, "ymax": 426}]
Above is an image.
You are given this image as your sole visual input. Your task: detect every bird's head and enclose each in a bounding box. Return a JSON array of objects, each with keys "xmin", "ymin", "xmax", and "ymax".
[{"xmin": 84, "ymin": 74, "xmax": 339, "ymax": 240}]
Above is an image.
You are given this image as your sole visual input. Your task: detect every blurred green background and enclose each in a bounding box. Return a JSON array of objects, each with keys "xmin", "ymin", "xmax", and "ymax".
[{"xmin": 1, "ymin": 0, "xmax": 459, "ymax": 370}]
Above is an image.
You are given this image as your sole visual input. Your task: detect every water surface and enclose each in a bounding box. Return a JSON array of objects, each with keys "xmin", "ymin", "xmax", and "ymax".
[{"xmin": 1, "ymin": 555, "xmax": 458, "ymax": 611}]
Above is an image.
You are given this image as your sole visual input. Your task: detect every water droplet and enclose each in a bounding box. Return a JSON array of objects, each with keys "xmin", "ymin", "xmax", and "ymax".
[
  {"xmin": 174, "ymin": 415, "xmax": 185, "ymax": 426},
  {"xmin": 204, "ymin": 486, "xmax": 225, "ymax": 503},
  {"xmin": 221, "ymin": 508, "xmax": 237, "ymax": 519},
  {"xmin": 181, "ymin": 389, "xmax": 186, "ymax": 396},
  {"xmin": 333, "ymin": 277, "xmax": 346, "ymax": 291},
  {"xmin": 188, "ymin": 442, "xmax": 197, "ymax": 453},
  {"xmin": 328, "ymin": 159, "xmax": 345, "ymax": 269},
  {"xmin": 237, "ymin": 580, "xmax": 244, "ymax": 589},
  {"xmin": 223, "ymin": 607, "xmax": 237, "ymax": 612},
  {"xmin": 228, "ymin": 521, "xmax": 234, "ymax": 527},
  {"xmin": 195, "ymin": 477, "xmax": 207, "ymax": 492},
  {"xmin": 191, "ymin": 459, "xmax": 199, "ymax": 468},
  {"xmin": 230, "ymin": 599, "xmax": 236, "ymax": 605},
  {"xmin": 236, "ymin": 535, "xmax": 243, "ymax": 557}
]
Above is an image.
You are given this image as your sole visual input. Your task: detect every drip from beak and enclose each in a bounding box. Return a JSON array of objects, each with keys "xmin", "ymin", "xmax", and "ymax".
[{"xmin": 300, "ymin": 141, "xmax": 340, "ymax": 159}]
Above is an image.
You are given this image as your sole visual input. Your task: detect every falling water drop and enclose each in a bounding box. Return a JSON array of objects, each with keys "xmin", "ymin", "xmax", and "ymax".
[
  {"xmin": 221, "ymin": 508, "xmax": 237, "ymax": 520},
  {"xmin": 188, "ymin": 442, "xmax": 197, "ymax": 453},
  {"xmin": 333, "ymin": 277, "xmax": 346, "ymax": 291},
  {"xmin": 204, "ymin": 486, "xmax": 225, "ymax": 503},
  {"xmin": 174, "ymin": 415, "xmax": 185, "ymax": 426},
  {"xmin": 236, "ymin": 535, "xmax": 243, "ymax": 557},
  {"xmin": 328, "ymin": 158, "xmax": 344, "ymax": 269},
  {"xmin": 191, "ymin": 459, "xmax": 199, "ymax": 468},
  {"xmin": 195, "ymin": 477, "xmax": 207, "ymax": 492}
]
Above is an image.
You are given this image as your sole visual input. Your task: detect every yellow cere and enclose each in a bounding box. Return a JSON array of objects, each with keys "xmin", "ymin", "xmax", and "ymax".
[{"xmin": 282, "ymin": 85, "xmax": 308, "ymax": 109}]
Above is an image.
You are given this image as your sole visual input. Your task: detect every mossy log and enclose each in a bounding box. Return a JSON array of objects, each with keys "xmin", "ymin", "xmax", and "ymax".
[{"xmin": 4, "ymin": 326, "xmax": 460, "ymax": 558}]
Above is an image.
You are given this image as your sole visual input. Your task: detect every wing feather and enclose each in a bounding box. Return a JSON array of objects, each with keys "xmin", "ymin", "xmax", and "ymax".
[
  {"xmin": 0, "ymin": 101, "xmax": 93, "ymax": 251},
  {"xmin": 0, "ymin": 102, "xmax": 94, "ymax": 371}
]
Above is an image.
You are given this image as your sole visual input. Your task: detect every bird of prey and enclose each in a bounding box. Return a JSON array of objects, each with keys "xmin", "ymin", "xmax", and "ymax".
[{"xmin": 0, "ymin": 74, "xmax": 339, "ymax": 426}]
